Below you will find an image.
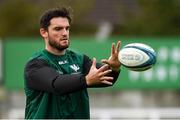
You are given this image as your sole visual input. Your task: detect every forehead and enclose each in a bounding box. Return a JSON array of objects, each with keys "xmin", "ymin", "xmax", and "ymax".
[{"xmin": 50, "ymin": 17, "xmax": 70, "ymax": 27}]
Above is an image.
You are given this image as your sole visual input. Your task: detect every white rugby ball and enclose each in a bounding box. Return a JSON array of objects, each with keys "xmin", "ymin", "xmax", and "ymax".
[{"xmin": 118, "ymin": 43, "xmax": 156, "ymax": 71}]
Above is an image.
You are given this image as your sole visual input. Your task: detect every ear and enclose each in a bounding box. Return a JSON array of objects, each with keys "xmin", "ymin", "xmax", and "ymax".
[{"xmin": 40, "ymin": 28, "xmax": 48, "ymax": 38}]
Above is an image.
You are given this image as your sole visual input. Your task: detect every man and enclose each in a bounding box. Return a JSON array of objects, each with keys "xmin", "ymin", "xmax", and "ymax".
[{"xmin": 24, "ymin": 7, "xmax": 121, "ymax": 119}]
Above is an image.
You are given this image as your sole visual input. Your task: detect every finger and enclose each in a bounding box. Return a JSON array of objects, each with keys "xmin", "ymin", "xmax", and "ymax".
[
  {"xmin": 100, "ymin": 76, "xmax": 113, "ymax": 81},
  {"xmin": 101, "ymin": 59, "xmax": 110, "ymax": 65},
  {"xmin": 111, "ymin": 43, "xmax": 115, "ymax": 55},
  {"xmin": 91, "ymin": 57, "xmax": 97, "ymax": 68},
  {"xmin": 101, "ymin": 80, "xmax": 113, "ymax": 85},
  {"xmin": 100, "ymin": 69, "xmax": 112, "ymax": 76},
  {"xmin": 98, "ymin": 64, "xmax": 109, "ymax": 72},
  {"xmin": 116, "ymin": 41, "xmax": 121, "ymax": 52}
]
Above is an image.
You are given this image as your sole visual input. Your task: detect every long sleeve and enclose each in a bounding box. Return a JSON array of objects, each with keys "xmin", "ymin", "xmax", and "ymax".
[{"xmin": 24, "ymin": 58, "xmax": 87, "ymax": 95}]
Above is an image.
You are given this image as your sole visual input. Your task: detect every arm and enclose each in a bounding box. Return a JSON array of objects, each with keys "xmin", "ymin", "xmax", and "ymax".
[{"xmin": 24, "ymin": 58, "xmax": 87, "ymax": 95}]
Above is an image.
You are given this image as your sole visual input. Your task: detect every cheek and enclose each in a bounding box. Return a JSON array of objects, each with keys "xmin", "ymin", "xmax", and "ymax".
[
  {"xmin": 50, "ymin": 32, "xmax": 60, "ymax": 38},
  {"xmin": 54, "ymin": 34, "xmax": 60, "ymax": 38},
  {"xmin": 55, "ymin": 32, "xmax": 63, "ymax": 37}
]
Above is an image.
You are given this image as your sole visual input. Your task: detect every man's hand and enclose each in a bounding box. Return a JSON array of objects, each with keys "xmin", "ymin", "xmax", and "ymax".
[
  {"xmin": 101, "ymin": 41, "xmax": 121, "ymax": 72},
  {"xmin": 85, "ymin": 58, "xmax": 114, "ymax": 86}
]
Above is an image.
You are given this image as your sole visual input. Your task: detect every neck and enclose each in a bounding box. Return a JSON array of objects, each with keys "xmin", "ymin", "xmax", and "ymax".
[{"xmin": 45, "ymin": 46, "xmax": 66, "ymax": 56}]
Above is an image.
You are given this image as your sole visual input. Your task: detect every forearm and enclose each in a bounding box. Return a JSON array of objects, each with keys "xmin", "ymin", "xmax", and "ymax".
[
  {"xmin": 25, "ymin": 59, "xmax": 87, "ymax": 95},
  {"xmin": 53, "ymin": 74, "xmax": 87, "ymax": 95},
  {"xmin": 109, "ymin": 69, "xmax": 120, "ymax": 84}
]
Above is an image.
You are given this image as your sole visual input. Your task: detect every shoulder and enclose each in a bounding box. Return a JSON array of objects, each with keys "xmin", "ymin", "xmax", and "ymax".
[
  {"xmin": 27, "ymin": 50, "xmax": 47, "ymax": 62},
  {"xmin": 26, "ymin": 50, "xmax": 50, "ymax": 66},
  {"xmin": 25, "ymin": 50, "xmax": 49, "ymax": 70},
  {"xmin": 25, "ymin": 58, "xmax": 48, "ymax": 71}
]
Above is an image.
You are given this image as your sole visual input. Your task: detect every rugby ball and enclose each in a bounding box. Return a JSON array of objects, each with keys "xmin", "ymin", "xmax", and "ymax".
[{"xmin": 118, "ymin": 43, "xmax": 156, "ymax": 71}]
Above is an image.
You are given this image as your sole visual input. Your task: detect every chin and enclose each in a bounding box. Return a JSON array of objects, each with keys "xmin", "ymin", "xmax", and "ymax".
[
  {"xmin": 62, "ymin": 43, "xmax": 69, "ymax": 47},
  {"xmin": 61, "ymin": 44, "xmax": 69, "ymax": 49}
]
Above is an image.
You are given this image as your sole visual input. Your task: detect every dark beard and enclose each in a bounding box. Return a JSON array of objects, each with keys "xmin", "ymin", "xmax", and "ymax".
[{"xmin": 48, "ymin": 38, "xmax": 69, "ymax": 51}]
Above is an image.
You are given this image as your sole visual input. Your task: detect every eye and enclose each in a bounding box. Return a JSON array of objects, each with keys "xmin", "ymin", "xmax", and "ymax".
[
  {"xmin": 54, "ymin": 27, "xmax": 62, "ymax": 31},
  {"xmin": 65, "ymin": 26, "xmax": 70, "ymax": 31}
]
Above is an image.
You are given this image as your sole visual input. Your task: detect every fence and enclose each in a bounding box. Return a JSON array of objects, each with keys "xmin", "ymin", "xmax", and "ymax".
[{"xmin": 3, "ymin": 37, "xmax": 180, "ymax": 90}]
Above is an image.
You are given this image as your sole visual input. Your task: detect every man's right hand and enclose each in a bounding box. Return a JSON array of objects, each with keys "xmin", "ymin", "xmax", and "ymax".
[{"xmin": 85, "ymin": 58, "xmax": 114, "ymax": 86}]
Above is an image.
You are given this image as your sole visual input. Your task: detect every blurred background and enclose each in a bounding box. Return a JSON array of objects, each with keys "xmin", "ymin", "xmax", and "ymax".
[{"xmin": 0, "ymin": 0, "xmax": 180, "ymax": 119}]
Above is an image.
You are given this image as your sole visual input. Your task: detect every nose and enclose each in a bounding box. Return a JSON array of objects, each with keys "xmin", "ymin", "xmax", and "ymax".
[{"xmin": 62, "ymin": 28, "xmax": 68, "ymax": 36}]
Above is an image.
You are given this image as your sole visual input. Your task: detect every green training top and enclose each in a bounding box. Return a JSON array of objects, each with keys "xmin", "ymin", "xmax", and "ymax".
[{"xmin": 24, "ymin": 49, "xmax": 90, "ymax": 119}]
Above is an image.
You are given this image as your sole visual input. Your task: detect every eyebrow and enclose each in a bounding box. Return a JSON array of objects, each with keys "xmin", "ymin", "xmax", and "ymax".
[
  {"xmin": 53, "ymin": 25, "xmax": 70, "ymax": 29},
  {"xmin": 51, "ymin": 24, "xmax": 70, "ymax": 28}
]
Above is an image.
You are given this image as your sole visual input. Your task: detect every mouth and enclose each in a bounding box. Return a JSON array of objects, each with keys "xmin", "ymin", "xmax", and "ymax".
[
  {"xmin": 61, "ymin": 38, "xmax": 68, "ymax": 41},
  {"xmin": 60, "ymin": 38, "xmax": 69, "ymax": 45}
]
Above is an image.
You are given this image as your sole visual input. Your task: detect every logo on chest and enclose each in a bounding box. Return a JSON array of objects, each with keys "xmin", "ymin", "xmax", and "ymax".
[
  {"xmin": 58, "ymin": 60, "xmax": 68, "ymax": 65},
  {"xmin": 70, "ymin": 64, "xmax": 80, "ymax": 72}
]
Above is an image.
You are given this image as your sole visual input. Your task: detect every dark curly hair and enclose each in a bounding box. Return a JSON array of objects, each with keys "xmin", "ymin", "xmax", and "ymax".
[{"xmin": 40, "ymin": 7, "xmax": 72, "ymax": 30}]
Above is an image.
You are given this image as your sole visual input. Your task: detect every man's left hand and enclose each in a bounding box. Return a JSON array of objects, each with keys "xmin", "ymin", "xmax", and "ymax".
[{"xmin": 101, "ymin": 40, "xmax": 121, "ymax": 72}]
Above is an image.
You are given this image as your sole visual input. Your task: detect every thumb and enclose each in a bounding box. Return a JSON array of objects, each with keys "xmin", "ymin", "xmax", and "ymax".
[
  {"xmin": 92, "ymin": 57, "xmax": 97, "ymax": 68},
  {"xmin": 101, "ymin": 59, "xmax": 110, "ymax": 65}
]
